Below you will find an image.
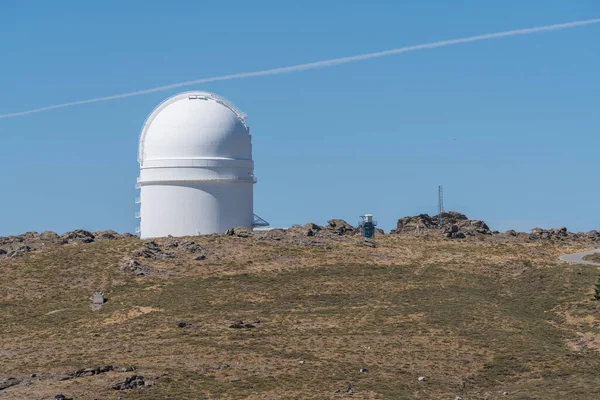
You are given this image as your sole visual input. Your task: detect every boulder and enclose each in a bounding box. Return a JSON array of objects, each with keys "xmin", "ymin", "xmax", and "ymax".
[
  {"xmin": 93, "ymin": 230, "xmax": 119, "ymax": 240},
  {"xmin": 111, "ymin": 375, "xmax": 146, "ymax": 391},
  {"xmin": 392, "ymin": 211, "xmax": 492, "ymax": 237},
  {"xmin": 7, "ymin": 245, "xmax": 31, "ymax": 258},
  {"xmin": 391, "ymin": 214, "xmax": 435, "ymax": 234},
  {"xmin": 60, "ymin": 230, "xmax": 95, "ymax": 244},
  {"xmin": 326, "ymin": 219, "xmax": 356, "ymax": 235},
  {"xmin": 133, "ymin": 241, "xmax": 174, "ymax": 260},
  {"xmin": 179, "ymin": 240, "xmax": 202, "ymax": 253},
  {"xmin": 361, "ymin": 239, "xmax": 378, "ymax": 248},
  {"xmin": 254, "ymin": 229, "xmax": 287, "ymax": 241},
  {"xmin": 226, "ymin": 226, "xmax": 253, "ymax": 238},
  {"xmin": 120, "ymin": 259, "xmax": 150, "ymax": 276},
  {"xmin": 40, "ymin": 231, "xmax": 60, "ymax": 242},
  {"xmin": 0, "ymin": 377, "xmax": 21, "ymax": 390},
  {"xmin": 529, "ymin": 226, "xmax": 572, "ymax": 241},
  {"xmin": 302, "ymin": 222, "xmax": 323, "ymax": 237},
  {"xmin": 62, "ymin": 366, "xmax": 113, "ymax": 380}
]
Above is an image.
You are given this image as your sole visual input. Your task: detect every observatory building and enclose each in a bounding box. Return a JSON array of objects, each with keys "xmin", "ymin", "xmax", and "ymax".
[{"xmin": 136, "ymin": 91, "xmax": 265, "ymax": 239}]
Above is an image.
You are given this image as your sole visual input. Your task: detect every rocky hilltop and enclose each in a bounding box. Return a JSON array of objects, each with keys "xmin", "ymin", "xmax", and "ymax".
[
  {"xmin": 1, "ymin": 213, "xmax": 599, "ymax": 261},
  {"xmin": 390, "ymin": 211, "xmax": 600, "ymax": 243},
  {"xmin": 391, "ymin": 211, "xmax": 492, "ymax": 239},
  {"xmin": 1, "ymin": 216, "xmax": 600, "ymax": 399}
]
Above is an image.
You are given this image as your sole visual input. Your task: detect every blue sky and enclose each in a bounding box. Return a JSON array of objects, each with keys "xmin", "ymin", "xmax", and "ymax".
[{"xmin": 0, "ymin": 0, "xmax": 598, "ymax": 235}]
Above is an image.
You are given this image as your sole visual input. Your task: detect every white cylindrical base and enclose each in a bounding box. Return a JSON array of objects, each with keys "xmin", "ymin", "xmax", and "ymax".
[{"xmin": 140, "ymin": 181, "xmax": 253, "ymax": 238}]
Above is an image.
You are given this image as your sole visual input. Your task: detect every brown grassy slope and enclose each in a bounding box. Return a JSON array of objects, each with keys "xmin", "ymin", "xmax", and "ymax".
[
  {"xmin": 1, "ymin": 235, "xmax": 600, "ymax": 399},
  {"xmin": 583, "ymin": 253, "xmax": 600, "ymax": 263}
]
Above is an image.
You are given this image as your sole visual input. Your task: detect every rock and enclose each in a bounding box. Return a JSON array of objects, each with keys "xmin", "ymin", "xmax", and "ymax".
[
  {"xmin": 391, "ymin": 214, "xmax": 435, "ymax": 234},
  {"xmin": 529, "ymin": 227, "xmax": 572, "ymax": 241},
  {"xmin": 133, "ymin": 241, "xmax": 174, "ymax": 260},
  {"xmin": 359, "ymin": 368, "xmax": 368, "ymax": 373},
  {"xmin": 503, "ymin": 392, "xmax": 509, "ymax": 396},
  {"xmin": 392, "ymin": 211, "xmax": 492, "ymax": 237},
  {"xmin": 254, "ymin": 228, "xmax": 287, "ymax": 241},
  {"xmin": 0, "ymin": 248, "xmax": 6, "ymax": 255},
  {"xmin": 120, "ymin": 259, "xmax": 150, "ymax": 276},
  {"xmin": 455, "ymin": 396, "xmax": 463, "ymax": 400},
  {"xmin": 60, "ymin": 229, "xmax": 95, "ymax": 244},
  {"xmin": 326, "ymin": 219, "xmax": 356, "ymax": 235},
  {"xmin": 119, "ymin": 366, "xmax": 136, "ymax": 372},
  {"xmin": 112, "ymin": 375, "xmax": 145, "ymax": 390},
  {"xmin": 301, "ymin": 223, "xmax": 323, "ymax": 237},
  {"xmin": 448, "ymin": 232, "xmax": 466, "ymax": 239},
  {"xmin": 299, "ymin": 360, "xmax": 305, "ymax": 365},
  {"xmin": 94, "ymin": 230, "xmax": 119, "ymax": 240},
  {"xmin": 0, "ymin": 377, "xmax": 21, "ymax": 390},
  {"xmin": 40, "ymin": 231, "xmax": 60, "ymax": 242},
  {"xmin": 229, "ymin": 321, "xmax": 245, "ymax": 329},
  {"xmin": 7, "ymin": 245, "xmax": 31, "ymax": 258},
  {"xmin": 361, "ymin": 239, "xmax": 378, "ymax": 248},
  {"xmin": 418, "ymin": 376, "xmax": 425, "ymax": 381},
  {"xmin": 226, "ymin": 226, "xmax": 253, "ymax": 238},
  {"xmin": 177, "ymin": 322, "xmax": 193, "ymax": 328},
  {"xmin": 163, "ymin": 237, "xmax": 202, "ymax": 253},
  {"xmin": 505, "ymin": 230, "xmax": 517, "ymax": 236},
  {"xmin": 91, "ymin": 292, "xmax": 105, "ymax": 310},
  {"xmin": 63, "ymin": 366, "xmax": 113, "ymax": 380},
  {"xmin": 180, "ymin": 240, "xmax": 202, "ymax": 253},
  {"xmin": 193, "ymin": 254, "xmax": 206, "ymax": 261},
  {"xmin": 54, "ymin": 395, "xmax": 73, "ymax": 400},
  {"xmin": 163, "ymin": 236, "xmax": 180, "ymax": 248},
  {"xmin": 208, "ymin": 364, "xmax": 230, "ymax": 371}
]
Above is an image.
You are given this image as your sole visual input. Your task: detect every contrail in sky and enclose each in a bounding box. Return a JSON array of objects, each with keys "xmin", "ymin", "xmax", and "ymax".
[{"xmin": 1, "ymin": 17, "xmax": 599, "ymax": 119}]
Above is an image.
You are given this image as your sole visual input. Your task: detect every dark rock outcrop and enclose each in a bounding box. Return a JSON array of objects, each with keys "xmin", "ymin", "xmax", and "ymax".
[
  {"xmin": 326, "ymin": 219, "xmax": 356, "ymax": 236},
  {"xmin": 0, "ymin": 377, "xmax": 21, "ymax": 390},
  {"xmin": 93, "ymin": 230, "xmax": 119, "ymax": 240},
  {"xmin": 112, "ymin": 375, "xmax": 146, "ymax": 390},
  {"xmin": 254, "ymin": 228, "xmax": 287, "ymax": 241},
  {"xmin": 302, "ymin": 223, "xmax": 323, "ymax": 237},
  {"xmin": 60, "ymin": 230, "xmax": 95, "ymax": 244},
  {"xmin": 226, "ymin": 226, "xmax": 253, "ymax": 238},
  {"xmin": 391, "ymin": 211, "xmax": 492, "ymax": 239},
  {"xmin": 7, "ymin": 245, "xmax": 31, "ymax": 258},
  {"xmin": 528, "ymin": 227, "xmax": 571, "ymax": 241},
  {"xmin": 40, "ymin": 231, "xmax": 60, "ymax": 242},
  {"xmin": 133, "ymin": 241, "xmax": 174, "ymax": 260},
  {"xmin": 61, "ymin": 366, "xmax": 113, "ymax": 381},
  {"xmin": 121, "ymin": 259, "xmax": 150, "ymax": 276}
]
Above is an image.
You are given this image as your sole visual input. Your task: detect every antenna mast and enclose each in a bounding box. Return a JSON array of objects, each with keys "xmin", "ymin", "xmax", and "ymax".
[{"xmin": 438, "ymin": 185, "xmax": 444, "ymax": 228}]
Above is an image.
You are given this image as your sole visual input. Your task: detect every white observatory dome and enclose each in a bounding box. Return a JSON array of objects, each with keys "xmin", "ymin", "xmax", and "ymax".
[{"xmin": 136, "ymin": 91, "xmax": 260, "ymax": 239}]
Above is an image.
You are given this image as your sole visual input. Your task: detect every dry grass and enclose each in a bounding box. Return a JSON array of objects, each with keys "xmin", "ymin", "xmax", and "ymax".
[
  {"xmin": 583, "ymin": 253, "xmax": 600, "ymax": 263},
  {"xmin": 1, "ymin": 234, "xmax": 600, "ymax": 399}
]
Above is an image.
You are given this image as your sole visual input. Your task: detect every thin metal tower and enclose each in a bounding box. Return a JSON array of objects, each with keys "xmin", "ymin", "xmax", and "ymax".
[{"xmin": 438, "ymin": 185, "xmax": 444, "ymax": 228}]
